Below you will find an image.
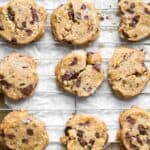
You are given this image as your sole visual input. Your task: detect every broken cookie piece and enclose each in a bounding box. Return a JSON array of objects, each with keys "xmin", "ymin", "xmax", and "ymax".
[
  {"xmin": 0, "ymin": 0, "xmax": 47, "ymax": 45},
  {"xmin": 61, "ymin": 114, "xmax": 108, "ymax": 150},
  {"xmin": 119, "ymin": 0, "xmax": 150, "ymax": 41},
  {"xmin": 55, "ymin": 50, "xmax": 104, "ymax": 97},
  {"xmin": 51, "ymin": 0, "xmax": 101, "ymax": 46},
  {"xmin": 108, "ymin": 47, "xmax": 150, "ymax": 99}
]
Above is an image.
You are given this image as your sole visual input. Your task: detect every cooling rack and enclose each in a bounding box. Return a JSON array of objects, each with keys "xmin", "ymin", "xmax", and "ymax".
[{"xmin": 0, "ymin": 0, "xmax": 150, "ymax": 149}]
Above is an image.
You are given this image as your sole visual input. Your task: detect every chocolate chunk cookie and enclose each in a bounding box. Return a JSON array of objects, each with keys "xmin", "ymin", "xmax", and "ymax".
[
  {"xmin": 0, "ymin": 110, "xmax": 49, "ymax": 150},
  {"xmin": 51, "ymin": 0, "xmax": 101, "ymax": 45},
  {"xmin": 108, "ymin": 47, "xmax": 150, "ymax": 99},
  {"xmin": 0, "ymin": 52, "xmax": 38, "ymax": 100},
  {"xmin": 55, "ymin": 50, "xmax": 104, "ymax": 97},
  {"xmin": 118, "ymin": 106, "xmax": 150, "ymax": 150},
  {"xmin": 0, "ymin": 0, "xmax": 47, "ymax": 45},
  {"xmin": 119, "ymin": 0, "xmax": 150, "ymax": 41},
  {"xmin": 61, "ymin": 114, "xmax": 108, "ymax": 150}
]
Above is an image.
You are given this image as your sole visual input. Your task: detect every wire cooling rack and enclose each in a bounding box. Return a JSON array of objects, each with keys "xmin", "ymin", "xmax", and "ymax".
[{"xmin": 0, "ymin": 0, "xmax": 150, "ymax": 149}]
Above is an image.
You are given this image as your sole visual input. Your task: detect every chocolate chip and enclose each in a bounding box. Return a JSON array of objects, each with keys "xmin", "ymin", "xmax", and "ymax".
[
  {"xmin": 0, "ymin": 80, "xmax": 11, "ymax": 89},
  {"xmin": 84, "ymin": 15, "xmax": 89, "ymax": 20},
  {"xmin": 0, "ymin": 130, "xmax": 5, "ymax": 137},
  {"xmin": 75, "ymin": 12, "xmax": 81, "ymax": 19},
  {"xmin": 106, "ymin": 16, "xmax": 109, "ymax": 19},
  {"xmin": 76, "ymin": 77, "xmax": 81, "ymax": 87},
  {"xmin": 0, "ymin": 24, "xmax": 4, "ymax": 30},
  {"xmin": 11, "ymin": 37, "xmax": 17, "ymax": 44},
  {"xmin": 78, "ymin": 137, "xmax": 87, "ymax": 147},
  {"xmin": 70, "ymin": 57, "xmax": 78, "ymax": 66},
  {"xmin": 22, "ymin": 138, "xmax": 28, "ymax": 144},
  {"xmin": 26, "ymin": 129, "xmax": 34, "ymax": 136},
  {"xmin": 136, "ymin": 136, "xmax": 143, "ymax": 145},
  {"xmin": 64, "ymin": 126, "xmax": 72, "ymax": 136},
  {"xmin": 144, "ymin": 8, "xmax": 150, "ymax": 14},
  {"xmin": 77, "ymin": 130, "xmax": 84, "ymax": 138},
  {"xmin": 130, "ymin": 15, "xmax": 140, "ymax": 27},
  {"xmin": 93, "ymin": 64, "xmax": 101, "ymax": 72},
  {"xmin": 126, "ymin": 116, "xmax": 135, "ymax": 125},
  {"xmin": 147, "ymin": 138, "xmax": 150, "ymax": 144},
  {"xmin": 21, "ymin": 84, "xmax": 33, "ymax": 96},
  {"xmin": 81, "ymin": 4, "xmax": 87, "ymax": 9},
  {"xmin": 22, "ymin": 21, "xmax": 26, "ymax": 28},
  {"xmin": 7, "ymin": 7, "xmax": 15, "ymax": 21},
  {"xmin": 138, "ymin": 124, "xmax": 146, "ymax": 135},
  {"xmin": 95, "ymin": 132, "xmax": 100, "ymax": 138},
  {"xmin": 0, "ymin": 75, "xmax": 4, "ymax": 79},
  {"xmin": 88, "ymin": 139, "xmax": 95, "ymax": 149},
  {"xmin": 22, "ymin": 66, "xmax": 28, "ymax": 69},
  {"xmin": 130, "ymin": 3, "xmax": 135, "ymax": 9},
  {"xmin": 30, "ymin": 7, "xmax": 38, "ymax": 24},
  {"xmin": 100, "ymin": 16, "xmax": 104, "ymax": 21},
  {"xmin": 126, "ymin": 8, "xmax": 134, "ymax": 14},
  {"xmin": 122, "ymin": 30, "xmax": 129, "ymax": 38},
  {"xmin": 68, "ymin": 9, "xmax": 74, "ymax": 20},
  {"xmin": 7, "ymin": 134, "xmax": 15, "ymax": 139},
  {"xmin": 62, "ymin": 72, "xmax": 78, "ymax": 81},
  {"xmin": 25, "ymin": 29, "xmax": 32, "ymax": 36}
]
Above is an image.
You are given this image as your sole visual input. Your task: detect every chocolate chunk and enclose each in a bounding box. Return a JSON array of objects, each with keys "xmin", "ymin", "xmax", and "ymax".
[
  {"xmin": 84, "ymin": 15, "xmax": 89, "ymax": 20},
  {"xmin": 26, "ymin": 129, "xmax": 34, "ymax": 136},
  {"xmin": 30, "ymin": 7, "xmax": 39, "ymax": 24},
  {"xmin": 62, "ymin": 72, "xmax": 78, "ymax": 81},
  {"xmin": 87, "ymin": 52, "xmax": 94, "ymax": 57},
  {"xmin": 75, "ymin": 12, "xmax": 81, "ymax": 20},
  {"xmin": 130, "ymin": 15, "xmax": 140, "ymax": 27},
  {"xmin": 130, "ymin": 3, "xmax": 135, "ymax": 9},
  {"xmin": 64, "ymin": 126, "xmax": 72, "ymax": 136},
  {"xmin": 22, "ymin": 21, "xmax": 27, "ymax": 28},
  {"xmin": 70, "ymin": 57, "xmax": 78, "ymax": 66},
  {"xmin": 93, "ymin": 64, "xmax": 101, "ymax": 72},
  {"xmin": 0, "ymin": 75, "xmax": 4, "ymax": 79},
  {"xmin": 7, "ymin": 134, "xmax": 15, "ymax": 139},
  {"xmin": 95, "ymin": 132, "xmax": 100, "ymax": 138},
  {"xmin": 81, "ymin": 4, "xmax": 87, "ymax": 9},
  {"xmin": 0, "ymin": 80, "xmax": 11, "ymax": 89},
  {"xmin": 106, "ymin": 16, "xmax": 109, "ymax": 19},
  {"xmin": 77, "ymin": 130, "xmax": 84, "ymax": 138},
  {"xmin": 0, "ymin": 130, "xmax": 5, "ymax": 137},
  {"xmin": 138, "ymin": 124, "xmax": 146, "ymax": 135},
  {"xmin": 76, "ymin": 77, "xmax": 81, "ymax": 87},
  {"xmin": 21, "ymin": 84, "xmax": 33, "ymax": 96},
  {"xmin": 7, "ymin": 7, "xmax": 15, "ymax": 21},
  {"xmin": 144, "ymin": 8, "xmax": 150, "ymax": 14},
  {"xmin": 126, "ymin": 116, "xmax": 135, "ymax": 125},
  {"xmin": 136, "ymin": 136, "xmax": 143, "ymax": 145},
  {"xmin": 11, "ymin": 37, "xmax": 17, "ymax": 44},
  {"xmin": 22, "ymin": 138, "xmax": 28, "ymax": 144},
  {"xmin": 25, "ymin": 29, "xmax": 32, "ymax": 36},
  {"xmin": 122, "ymin": 30, "xmax": 129, "ymax": 38},
  {"xmin": 0, "ymin": 24, "xmax": 4, "ymax": 30},
  {"xmin": 88, "ymin": 139, "xmax": 95, "ymax": 149},
  {"xmin": 126, "ymin": 8, "xmax": 134, "ymax": 14},
  {"xmin": 68, "ymin": 9, "xmax": 74, "ymax": 20},
  {"xmin": 147, "ymin": 138, "xmax": 150, "ymax": 144},
  {"xmin": 78, "ymin": 137, "xmax": 87, "ymax": 147}
]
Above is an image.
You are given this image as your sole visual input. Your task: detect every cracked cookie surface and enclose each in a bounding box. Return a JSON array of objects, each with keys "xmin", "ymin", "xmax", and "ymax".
[
  {"xmin": 51, "ymin": 0, "xmax": 100, "ymax": 46},
  {"xmin": 118, "ymin": 106, "xmax": 150, "ymax": 150},
  {"xmin": 108, "ymin": 47, "xmax": 150, "ymax": 99},
  {"xmin": 0, "ymin": 110, "xmax": 49, "ymax": 150},
  {"xmin": 0, "ymin": 52, "xmax": 38, "ymax": 100},
  {"xmin": 55, "ymin": 50, "xmax": 104, "ymax": 97},
  {"xmin": 61, "ymin": 114, "xmax": 108, "ymax": 150},
  {"xmin": 119, "ymin": 0, "xmax": 150, "ymax": 41},
  {"xmin": 0, "ymin": 0, "xmax": 47, "ymax": 45}
]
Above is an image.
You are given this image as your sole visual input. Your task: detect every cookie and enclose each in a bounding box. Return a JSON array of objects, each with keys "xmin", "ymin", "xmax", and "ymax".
[
  {"xmin": 51, "ymin": 0, "xmax": 101, "ymax": 46},
  {"xmin": 0, "ymin": 110, "xmax": 49, "ymax": 150},
  {"xmin": 0, "ymin": 0, "xmax": 47, "ymax": 45},
  {"xmin": 118, "ymin": 106, "xmax": 150, "ymax": 150},
  {"xmin": 55, "ymin": 50, "xmax": 104, "ymax": 97},
  {"xmin": 119, "ymin": 0, "xmax": 150, "ymax": 41},
  {"xmin": 108, "ymin": 47, "xmax": 150, "ymax": 99},
  {"xmin": 61, "ymin": 114, "xmax": 108, "ymax": 150},
  {"xmin": 0, "ymin": 52, "xmax": 38, "ymax": 100}
]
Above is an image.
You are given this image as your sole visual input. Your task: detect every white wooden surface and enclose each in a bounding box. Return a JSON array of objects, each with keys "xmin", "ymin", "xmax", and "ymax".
[{"xmin": 0, "ymin": 0, "xmax": 149, "ymax": 149}]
